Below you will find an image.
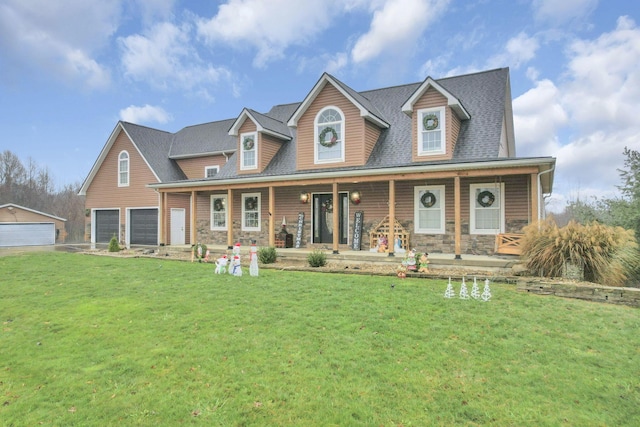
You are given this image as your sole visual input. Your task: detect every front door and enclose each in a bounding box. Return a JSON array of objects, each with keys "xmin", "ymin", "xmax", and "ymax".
[
  {"xmin": 312, "ymin": 193, "xmax": 348, "ymax": 244},
  {"xmin": 170, "ymin": 208, "xmax": 185, "ymax": 245}
]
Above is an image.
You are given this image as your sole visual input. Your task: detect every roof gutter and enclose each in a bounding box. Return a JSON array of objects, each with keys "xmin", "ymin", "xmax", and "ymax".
[
  {"xmin": 169, "ymin": 150, "xmax": 237, "ymax": 160},
  {"xmin": 148, "ymin": 157, "xmax": 556, "ymax": 190},
  {"xmin": 537, "ymin": 162, "xmax": 556, "ymax": 222}
]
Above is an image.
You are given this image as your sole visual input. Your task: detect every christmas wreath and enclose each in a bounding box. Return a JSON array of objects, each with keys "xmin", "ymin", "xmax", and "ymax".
[
  {"xmin": 420, "ymin": 191, "xmax": 437, "ymax": 208},
  {"xmin": 193, "ymin": 243, "xmax": 208, "ymax": 261},
  {"xmin": 245, "ymin": 196, "xmax": 257, "ymax": 211},
  {"xmin": 423, "ymin": 113, "xmax": 439, "ymax": 131},
  {"xmin": 213, "ymin": 198, "xmax": 224, "ymax": 212},
  {"xmin": 318, "ymin": 127, "xmax": 339, "ymax": 147},
  {"xmin": 322, "ymin": 198, "xmax": 333, "ymax": 213},
  {"xmin": 243, "ymin": 136, "xmax": 255, "ymax": 151},
  {"xmin": 477, "ymin": 190, "xmax": 495, "ymax": 208}
]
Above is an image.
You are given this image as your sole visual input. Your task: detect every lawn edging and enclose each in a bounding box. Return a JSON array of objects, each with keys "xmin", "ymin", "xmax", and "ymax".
[{"xmin": 517, "ymin": 278, "xmax": 640, "ymax": 307}]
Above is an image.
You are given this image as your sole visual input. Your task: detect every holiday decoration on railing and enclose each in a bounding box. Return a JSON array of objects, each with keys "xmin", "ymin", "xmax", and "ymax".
[{"xmin": 318, "ymin": 127, "xmax": 339, "ymax": 147}]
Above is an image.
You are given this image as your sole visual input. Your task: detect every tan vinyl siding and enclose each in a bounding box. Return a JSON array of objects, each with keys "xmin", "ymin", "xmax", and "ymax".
[
  {"xmin": 167, "ymin": 193, "xmax": 191, "ymax": 245},
  {"xmin": 411, "ymin": 88, "xmax": 454, "ymax": 162},
  {"xmin": 363, "ymin": 120, "xmax": 381, "ymax": 163},
  {"xmin": 85, "ymin": 130, "xmax": 159, "ymax": 209},
  {"xmin": 176, "ymin": 155, "xmax": 228, "ymax": 179},
  {"xmin": 449, "ymin": 110, "xmax": 462, "ymax": 155},
  {"xmin": 297, "ymin": 84, "xmax": 367, "ymax": 170},
  {"xmin": 237, "ymin": 120, "xmax": 258, "ymax": 176},
  {"xmin": 260, "ymin": 134, "xmax": 282, "ymax": 172}
]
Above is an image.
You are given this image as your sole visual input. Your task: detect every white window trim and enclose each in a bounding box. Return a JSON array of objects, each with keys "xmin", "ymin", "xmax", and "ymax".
[
  {"xmin": 210, "ymin": 194, "xmax": 228, "ymax": 231},
  {"xmin": 241, "ymin": 192, "xmax": 261, "ymax": 231},
  {"xmin": 314, "ymin": 106, "xmax": 345, "ymax": 164},
  {"xmin": 240, "ymin": 132, "xmax": 258, "ymax": 171},
  {"xmin": 417, "ymin": 106, "xmax": 446, "ymax": 156},
  {"xmin": 469, "ymin": 183, "xmax": 505, "ymax": 235},
  {"xmin": 205, "ymin": 165, "xmax": 219, "ymax": 178},
  {"xmin": 414, "ymin": 185, "xmax": 446, "ymax": 234},
  {"xmin": 118, "ymin": 150, "xmax": 129, "ymax": 187}
]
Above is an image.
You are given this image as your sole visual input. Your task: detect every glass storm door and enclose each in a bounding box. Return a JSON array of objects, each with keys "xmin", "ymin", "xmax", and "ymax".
[{"xmin": 312, "ymin": 193, "xmax": 348, "ymax": 244}]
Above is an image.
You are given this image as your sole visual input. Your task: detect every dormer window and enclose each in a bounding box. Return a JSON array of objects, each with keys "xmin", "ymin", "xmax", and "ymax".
[
  {"xmin": 315, "ymin": 107, "xmax": 344, "ymax": 164},
  {"xmin": 417, "ymin": 107, "xmax": 446, "ymax": 156},
  {"xmin": 118, "ymin": 151, "xmax": 129, "ymax": 187},
  {"xmin": 241, "ymin": 132, "xmax": 257, "ymax": 170},
  {"xmin": 205, "ymin": 166, "xmax": 219, "ymax": 178}
]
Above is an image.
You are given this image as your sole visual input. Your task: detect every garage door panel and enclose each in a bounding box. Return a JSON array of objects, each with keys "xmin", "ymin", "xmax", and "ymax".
[
  {"xmin": 0, "ymin": 223, "xmax": 55, "ymax": 247},
  {"xmin": 95, "ymin": 210, "xmax": 119, "ymax": 243},
  {"xmin": 130, "ymin": 209, "xmax": 158, "ymax": 245}
]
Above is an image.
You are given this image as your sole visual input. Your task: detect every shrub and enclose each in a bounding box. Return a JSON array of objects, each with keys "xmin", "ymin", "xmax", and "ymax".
[
  {"xmin": 258, "ymin": 246, "xmax": 277, "ymax": 264},
  {"xmin": 307, "ymin": 249, "xmax": 327, "ymax": 267},
  {"xmin": 108, "ymin": 235, "xmax": 120, "ymax": 252},
  {"xmin": 521, "ymin": 219, "xmax": 640, "ymax": 286}
]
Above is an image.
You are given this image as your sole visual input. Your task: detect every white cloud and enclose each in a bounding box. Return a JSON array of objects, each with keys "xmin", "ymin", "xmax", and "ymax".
[
  {"xmin": 532, "ymin": 0, "xmax": 598, "ymax": 27},
  {"xmin": 486, "ymin": 32, "xmax": 540, "ymax": 70},
  {"xmin": 351, "ymin": 0, "xmax": 450, "ymax": 64},
  {"xmin": 196, "ymin": 0, "xmax": 333, "ymax": 67},
  {"xmin": 119, "ymin": 21, "xmax": 232, "ymax": 97},
  {"xmin": 119, "ymin": 104, "xmax": 172, "ymax": 124},
  {"xmin": 0, "ymin": 0, "xmax": 119, "ymax": 88}
]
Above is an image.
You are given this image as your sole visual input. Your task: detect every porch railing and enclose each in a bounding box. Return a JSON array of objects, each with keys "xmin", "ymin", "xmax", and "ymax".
[{"xmin": 495, "ymin": 233, "xmax": 524, "ymax": 255}]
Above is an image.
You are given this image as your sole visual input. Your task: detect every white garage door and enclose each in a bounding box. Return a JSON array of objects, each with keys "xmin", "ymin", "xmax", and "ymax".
[{"xmin": 0, "ymin": 223, "xmax": 55, "ymax": 247}]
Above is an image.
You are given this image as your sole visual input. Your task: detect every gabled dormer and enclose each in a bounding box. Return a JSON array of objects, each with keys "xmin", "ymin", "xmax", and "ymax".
[
  {"xmin": 401, "ymin": 77, "xmax": 470, "ymax": 162},
  {"xmin": 228, "ymin": 108, "xmax": 292, "ymax": 175},
  {"xmin": 288, "ymin": 73, "xmax": 389, "ymax": 171}
]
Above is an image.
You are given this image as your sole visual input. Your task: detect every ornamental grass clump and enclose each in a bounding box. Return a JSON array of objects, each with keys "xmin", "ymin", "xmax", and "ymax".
[
  {"xmin": 521, "ymin": 218, "xmax": 640, "ymax": 286},
  {"xmin": 258, "ymin": 246, "xmax": 277, "ymax": 264},
  {"xmin": 307, "ymin": 249, "xmax": 327, "ymax": 267}
]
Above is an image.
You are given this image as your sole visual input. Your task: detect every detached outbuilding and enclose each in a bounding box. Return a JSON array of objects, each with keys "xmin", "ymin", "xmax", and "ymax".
[{"xmin": 0, "ymin": 203, "xmax": 67, "ymax": 247}]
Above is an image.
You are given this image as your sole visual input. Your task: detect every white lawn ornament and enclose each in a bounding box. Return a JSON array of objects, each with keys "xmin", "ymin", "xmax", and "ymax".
[
  {"xmin": 444, "ymin": 277, "xmax": 455, "ymax": 298},
  {"xmin": 471, "ymin": 276, "xmax": 480, "ymax": 299},
  {"xmin": 481, "ymin": 279, "xmax": 492, "ymax": 302},
  {"xmin": 249, "ymin": 242, "xmax": 259, "ymax": 277},
  {"xmin": 214, "ymin": 255, "xmax": 228, "ymax": 274},
  {"xmin": 230, "ymin": 255, "xmax": 242, "ymax": 276},
  {"xmin": 459, "ymin": 277, "xmax": 470, "ymax": 300}
]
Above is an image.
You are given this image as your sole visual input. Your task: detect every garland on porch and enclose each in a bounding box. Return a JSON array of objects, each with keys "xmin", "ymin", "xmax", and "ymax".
[
  {"xmin": 318, "ymin": 127, "xmax": 339, "ymax": 147},
  {"xmin": 422, "ymin": 113, "xmax": 439, "ymax": 131},
  {"xmin": 420, "ymin": 191, "xmax": 437, "ymax": 208},
  {"xmin": 477, "ymin": 190, "xmax": 496, "ymax": 208},
  {"xmin": 243, "ymin": 136, "xmax": 255, "ymax": 151}
]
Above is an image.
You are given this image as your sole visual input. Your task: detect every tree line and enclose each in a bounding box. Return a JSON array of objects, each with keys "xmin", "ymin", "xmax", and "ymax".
[{"xmin": 0, "ymin": 150, "xmax": 85, "ymax": 242}]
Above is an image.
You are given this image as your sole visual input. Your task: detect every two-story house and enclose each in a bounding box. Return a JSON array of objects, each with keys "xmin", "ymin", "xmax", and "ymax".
[{"xmin": 79, "ymin": 67, "xmax": 555, "ymax": 257}]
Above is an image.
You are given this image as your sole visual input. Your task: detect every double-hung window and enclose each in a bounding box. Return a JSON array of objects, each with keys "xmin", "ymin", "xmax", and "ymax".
[
  {"xmin": 242, "ymin": 193, "xmax": 261, "ymax": 231},
  {"xmin": 118, "ymin": 151, "xmax": 129, "ymax": 187},
  {"xmin": 417, "ymin": 107, "xmax": 445, "ymax": 155},
  {"xmin": 470, "ymin": 183, "xmax": 504, "ymax": 234},
  {"xmin": 315, "ymin": 107, "xmax": 344, "ymax": 163},
  {"xmin": 241, "ymin": 132, "xmax": 257, "ymax": 170},
  {"xmin": 414, "ymin": 185, "xmax": 445, "ymax": 234},
  {"xmin": 210, "ymin": 195, "xmax": 227, "ymax": 230}
]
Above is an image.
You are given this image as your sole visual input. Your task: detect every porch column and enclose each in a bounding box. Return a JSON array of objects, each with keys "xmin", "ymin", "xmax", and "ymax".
[
  {"xmin": 530, "ymin": 173, "xmax": 539, "ymax": 223},
  {"xmin": 268, "ymin": 186, "xmax": 275, "ymax": 247},
  {"xmin": 388, "ymin": 179, "xmax": 396, "ymax": 257},
  {"xmin": 158, "ymin": 191, "xmax": 164, "ymax": 245},
  {"xmin": 226, "ymin": 188, "xmax": 233, "ymax": 249},
  {"xmin": 454, "ymin": 176, "xmax": 462, "ymax": 259},
  {"xmin": 191, "ymin": 191, "xmax": 197, "ymax": 245},
  {"xmin": 332, "ymin": 182, "xmax": 339, "ymax": 254}
]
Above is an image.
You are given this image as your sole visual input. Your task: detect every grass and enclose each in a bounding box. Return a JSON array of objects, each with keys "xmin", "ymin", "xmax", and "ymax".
[{"xmin": 1, "ymin": 252, "xmax": 639, "ymax": 426}]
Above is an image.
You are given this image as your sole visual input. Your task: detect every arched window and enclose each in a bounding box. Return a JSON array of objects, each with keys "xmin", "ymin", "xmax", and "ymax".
[
  {"xmin": 118, "ymin": 151, "xmax": 129, "ymax": 187},
  {"xmin": 315, "ymin": 107, "xmax": 344, "ymax": 163}
]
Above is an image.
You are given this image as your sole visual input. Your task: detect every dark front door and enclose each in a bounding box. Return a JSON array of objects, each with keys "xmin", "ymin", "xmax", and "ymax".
[{"xmin": 312, "ymin": 193, "xmax": 348, "ymax": 245}]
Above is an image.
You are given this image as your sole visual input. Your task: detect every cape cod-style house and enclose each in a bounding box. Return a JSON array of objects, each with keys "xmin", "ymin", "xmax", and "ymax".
[{"xmin": 79, "ymin": 68, "xmax": 555, "ymax": 258}]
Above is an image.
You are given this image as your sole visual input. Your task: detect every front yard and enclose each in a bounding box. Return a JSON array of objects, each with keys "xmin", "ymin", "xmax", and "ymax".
[{"xmin": 1, "ymin": 252, "xmax": 638, "ymax": 425}]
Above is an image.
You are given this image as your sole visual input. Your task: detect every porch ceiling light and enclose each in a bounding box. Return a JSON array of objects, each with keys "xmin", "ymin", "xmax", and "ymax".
[{"xmin": 299, "ymin": 192, "xmax": 310, "ymax": 204}]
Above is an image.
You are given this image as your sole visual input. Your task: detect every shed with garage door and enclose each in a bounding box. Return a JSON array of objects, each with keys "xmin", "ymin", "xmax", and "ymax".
[{"xmin": 0, "ymin": 203, "xmax": 67, "ymax": 247}]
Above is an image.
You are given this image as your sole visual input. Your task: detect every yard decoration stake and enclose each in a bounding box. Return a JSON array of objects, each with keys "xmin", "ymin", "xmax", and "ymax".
[
  {"xmin": 481, "ymin": 279, "xmax": 492, "ymax": 301},
  {"xmin": 459, "ymin": 277, "xmax": 470, "ymax": 300},
  {"xmin": 230, "ymin": 255, "xmax": 242, "ymax": 276},
  {"xmin": 214, "ymin": 255, "xmax": 228, "ymax": 274},
  {"xmin": 229, "ymin": 242, "xmax": 241, "ymax": 275},
  {"xmin": 471, "ymin": 276, "xmax": 480, "ymax": 299},
  {"xmin": 444, "ymin": 277, "xmax": 455, "ymax": 298},
  {"xmin": 249, "ymin": 241, "xmax": 259, "ymax": 276}
]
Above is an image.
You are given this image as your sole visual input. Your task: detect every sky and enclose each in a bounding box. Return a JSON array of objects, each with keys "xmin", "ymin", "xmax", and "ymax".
[{"xmin": 1, "ymin": 0, "xmax": 639, "ymax": 213}]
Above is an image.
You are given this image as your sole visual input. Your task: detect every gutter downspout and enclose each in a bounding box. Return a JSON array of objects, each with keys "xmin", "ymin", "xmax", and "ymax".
[{"xmin": 537, "ymin": 164, "xmax": 555, "ymax": 223}]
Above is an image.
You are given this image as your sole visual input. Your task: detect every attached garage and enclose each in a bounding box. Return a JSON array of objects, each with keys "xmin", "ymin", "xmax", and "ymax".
[
  {"xmin": 95, "ymin": 210, "xmax": 120, "ymax": 243},
  {"xmin": 129, "ymin": 208, "xmax": 158, "ymax": 245},
  {"xmin": 0, "ymin": 204, "xmax": 67, "ymax": 247}
]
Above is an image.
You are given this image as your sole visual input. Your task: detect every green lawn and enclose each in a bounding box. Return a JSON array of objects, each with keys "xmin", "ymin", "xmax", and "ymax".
[{"xmin": 1, "ymin": 252, "xmax": 639, "ymax": 426}]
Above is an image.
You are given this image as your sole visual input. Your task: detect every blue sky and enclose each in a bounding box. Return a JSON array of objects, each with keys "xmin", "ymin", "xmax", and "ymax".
[{"xmin": 1, "ymin": 0, "xmax": 639, "ymax": 212}]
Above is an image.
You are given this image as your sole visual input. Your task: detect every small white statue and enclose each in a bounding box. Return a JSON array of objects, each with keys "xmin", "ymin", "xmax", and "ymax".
[{"xmin": 214, "ymin": 255, "xmax": 228, "ymax": 274}]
